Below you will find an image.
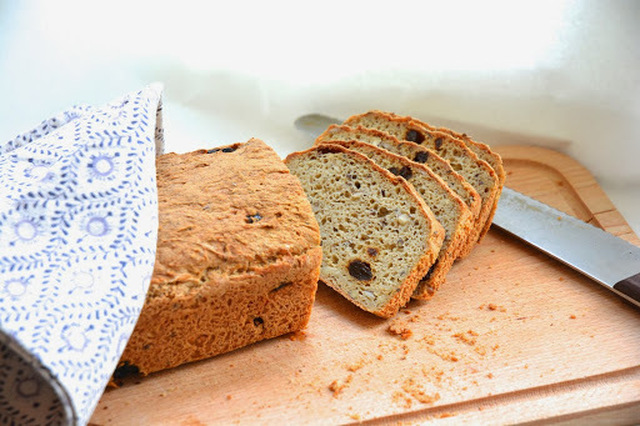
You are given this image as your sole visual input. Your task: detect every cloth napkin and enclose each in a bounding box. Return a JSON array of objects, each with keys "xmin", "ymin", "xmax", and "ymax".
[{"xmin": 0, "ymin": 84, "xmax": 164, "ymax": 425}]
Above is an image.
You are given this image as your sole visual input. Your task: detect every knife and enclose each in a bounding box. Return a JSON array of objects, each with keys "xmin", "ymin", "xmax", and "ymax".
[
  {"xmin": 294, "ymin": 113, "xmax": 640, "ymax": 308},
  {"xmin": 494, "ymin": 187, "xmax": 640, "ymax": 308}
]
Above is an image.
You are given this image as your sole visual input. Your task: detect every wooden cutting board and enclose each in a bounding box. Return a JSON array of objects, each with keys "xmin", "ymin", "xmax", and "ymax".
[{"xmin": 90, "ymin": 145, "xmax": 640, "ymax": 425}]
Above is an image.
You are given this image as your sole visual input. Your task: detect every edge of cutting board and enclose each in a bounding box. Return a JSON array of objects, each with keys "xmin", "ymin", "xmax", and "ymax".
[{"xmin": 495, "ymin": 144, "xmax": 639, "ymax": 245}]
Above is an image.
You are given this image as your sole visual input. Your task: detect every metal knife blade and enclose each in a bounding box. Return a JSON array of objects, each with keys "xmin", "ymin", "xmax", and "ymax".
[
  {"xmin": 294, "ymin": 113, "xmax": 640, "ymax": 308},
  {"xmin": 493, "ymin": 188, "xmax": 640, "ymax": 307}
]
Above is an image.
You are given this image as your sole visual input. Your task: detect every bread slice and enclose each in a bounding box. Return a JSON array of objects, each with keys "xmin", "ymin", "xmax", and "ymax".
[
  {"xmin": 285, "ymin": 145, "xmax": 444, "ymax": 317},
  {"xmin": 316, "ymin": 124, "xmax": 482, "ymax": 258},
  {"xmin": 319, "ymin": 140, "xmax": 472, "ymax": 299},
  {"xmin": 343, "ymin": 111, "xmax": 499, "ymax": 254},
  {"xmin": 429, "ymin": 124, "xmax": 505, "ymax": 239}
]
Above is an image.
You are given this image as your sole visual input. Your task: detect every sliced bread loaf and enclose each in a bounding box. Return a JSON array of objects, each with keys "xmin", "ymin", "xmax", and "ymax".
[
  {"xmin": 429, "ymin": 124, "xmax": 505, "ymax": 239},
  {"xmin": 343, "ymin": 111, "xmax": 499, "ymax": 254},
  {"xmin": 316, "ymin": 124, "xmax": 482, "ymax": 258},
  {"xmin": 320, "ymin": 140, "xmax": 472, "ymax": 299},
  {"xmin": 285, "ymin": 145, "xmax": 444, "ymax": 317}
]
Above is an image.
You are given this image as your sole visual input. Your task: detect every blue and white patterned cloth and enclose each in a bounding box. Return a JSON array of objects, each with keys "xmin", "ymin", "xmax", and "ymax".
[{"xmin": 0, "ymin": 84, "xmax": 164, "ymax": 425}]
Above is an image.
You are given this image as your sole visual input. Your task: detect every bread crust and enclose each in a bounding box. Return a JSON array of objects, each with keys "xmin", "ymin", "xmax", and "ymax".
[
  {"xmin": 432, "ymin": 126, "xmax": 505, "ymax": 240},
  {"xmin": 118, "ymin": 138, "xmax": 322, "ymax": 375}
]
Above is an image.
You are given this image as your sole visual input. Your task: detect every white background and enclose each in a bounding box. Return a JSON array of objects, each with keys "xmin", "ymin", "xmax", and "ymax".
[{"xmin": 1, "ymin": 0, "xmax": 639, "ymax": 235}]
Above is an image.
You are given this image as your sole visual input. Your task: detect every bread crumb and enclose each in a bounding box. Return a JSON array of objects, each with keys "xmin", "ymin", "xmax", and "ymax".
[
  {"xmin": 402, "ymin": 378, "xmax": 441, "ymax": 404},
  {"xmin": 437, "ymin": 312, "xmax": 462, "ymax": 321},
  {"xmin": 421, "ymin": 334, "xmax": 435, "ymax": 345},
  {"xmin": 387, "ymin": 321, "xmax": 413, "ymax": 340},
  {"xmin": 453, "ymin": 331, "xmax": 477, "ymax": 346},
  {"xmin": 480, "ymin": 303, "xmax": 506, "ymax": 312},
  {"xmin": 346, "ymin": 358, "xmax": 367, "ymax": 372},
  {"xmin": 401, "ymin": 343, "xmax": 410, "ymax": 356},
  {"xmin": 486, "ymin": 373, "xmax": 494, "ymax": 379},
  {"xmin": 440, "ymin": 350, "xmax": 459, "ymax": 362},
  {"xmin": 328, "ymin": 374, "xmax": 353, "ymax": 397},
  {"xmin": 474, "ymin": 346, "xmax": 487, "ymax": 356},
  {"xmin": 392, "ymin": 391, "xmax": 413, "ymax": 409},
  {"xmin": 226, "ymin": 394, "xmax": 232, "ymax": 400},
  {"xmin": 569, "ymin": 314, "xmax": 577, "ymax": 319}
]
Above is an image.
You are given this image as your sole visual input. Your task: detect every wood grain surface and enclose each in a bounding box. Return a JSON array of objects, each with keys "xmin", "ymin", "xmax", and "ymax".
[{"xmin": 90, "ymin": 145, "xmax": 640, "ymax": 425}]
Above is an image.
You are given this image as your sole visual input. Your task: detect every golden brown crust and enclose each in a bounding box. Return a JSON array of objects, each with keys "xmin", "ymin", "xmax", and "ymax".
[{"xmin": 119, "ymin": 138, "xmax": 322, "ymax": 375}]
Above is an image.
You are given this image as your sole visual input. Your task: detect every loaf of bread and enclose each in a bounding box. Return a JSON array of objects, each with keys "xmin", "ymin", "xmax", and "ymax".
[
  {"xmin": 315, "ymin": 124, "xmax": 482, "ymax": 258},
  {"xmin": 343, "ymin": 111, "xmax": 500, "ymax": 255},
  {"xmin": 116, "ymin": 138, "xmax": 322, "ymax": 376},
  {"xmin": 285, "ymin": 145, "xmax": 444, "ymax": 318},
  {"xmin": 317, "ymin": 140, "xmax": 472, "ymax": 299}
]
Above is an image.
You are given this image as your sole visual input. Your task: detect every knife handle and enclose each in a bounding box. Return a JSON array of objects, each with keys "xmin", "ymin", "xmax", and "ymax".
[{"xmin": 613, "ymin": 273, "xmax": 640, "ymax": 307}]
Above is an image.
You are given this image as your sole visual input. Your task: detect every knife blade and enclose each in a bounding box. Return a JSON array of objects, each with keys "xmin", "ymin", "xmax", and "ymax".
[
  {"xmin": 493, "ymin": 187, "xmax": 640, "ymax": 307},
  {"xmin": 294, "ymin": 113, "xmax": 640, "ymax": 308}
]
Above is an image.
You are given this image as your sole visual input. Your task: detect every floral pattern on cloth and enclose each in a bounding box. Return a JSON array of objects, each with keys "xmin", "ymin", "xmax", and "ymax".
[{"xmin": 0, "ymin": 84, "xmax": 164, "ymax": 425}]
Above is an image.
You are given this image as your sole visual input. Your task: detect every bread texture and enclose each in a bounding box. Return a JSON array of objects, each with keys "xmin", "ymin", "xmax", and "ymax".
[
  {"xmin": 285, "ymin": 145, "xmax": 444, "ymax": 318},
  {"xmin": 343, "ymin": 111, "xmax": 499, "ymax": 256},
  {"xmin": 117, "ymin": 138, "xmax": 322, "ymax": 376},
  {"xmin": 429, "ymin": 124, "xmax": 505, "ymax": 239},
  {"xmin": 316, "ymin": 124, "xmax": 482, "ymax": 258},
  {"xmin": 319, "ymin": 140, "xmax": 472, "ymax": 299}
]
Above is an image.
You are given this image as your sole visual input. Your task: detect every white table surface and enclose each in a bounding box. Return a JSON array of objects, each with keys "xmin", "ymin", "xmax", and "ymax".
[{"xmin": 1, "ymin": 1, "xmax": 639, "ymax": 237}]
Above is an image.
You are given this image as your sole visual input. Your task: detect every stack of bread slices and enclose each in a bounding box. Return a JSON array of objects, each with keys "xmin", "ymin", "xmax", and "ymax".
[{"xmin": 285, "ymin": 110, "xmax": 505, "ymax": 318}]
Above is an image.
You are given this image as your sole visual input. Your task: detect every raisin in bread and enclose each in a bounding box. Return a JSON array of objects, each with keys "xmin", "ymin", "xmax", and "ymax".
[
  {"xmin": 343, "ymin": 111, "xmax": 499, "ymax": 253},
  {"xmin": 316, "ymin": 124, "xmax": 482, "ymax": 258},
  {"xmin": 285, "ymin": 145, "xmax": 444, "ymax": 318},
  {"xmin": 117, "ymin": 138, "xmax": 322, "ymax": 376},
  {"xmin": 319, "ymin": 140, "xmax": 472, "ymax": 299}
]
